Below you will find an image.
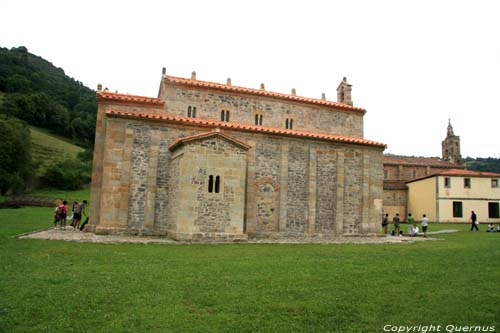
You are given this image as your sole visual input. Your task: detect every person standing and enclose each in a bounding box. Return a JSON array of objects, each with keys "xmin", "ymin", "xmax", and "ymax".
[
  {"xmin": 73, "ymin": 200, "xmax": 87, "ymax": 230},
  {"xmin": 382, "ymin": 213, "xmax": 389, "ymax": 235},
  {"xmin": 393, "ymin": 213, "xmax": 401, "ymax": 236},
  {"xmin": 407, "ymin": 213, "xmax": 415, "ymax": 236},
  {"xmin": 56, "ymin": 200, "xmax": 68, "ymax": 230},
  {"xmin": 470, "ymin": 210, "xmax": 479, "ymax": 231},
  {"xmin": 421, "ymin": 214, "xmax": 429, "ymax": 238}
]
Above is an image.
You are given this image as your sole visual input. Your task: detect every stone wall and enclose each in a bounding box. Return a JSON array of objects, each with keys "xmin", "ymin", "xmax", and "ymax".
[
  {"xmin": 90, "ymin": 113, "xmax": 384, "ymax": 239},
  {"xmin": 160, "ymin": 85, "xmax": 364, "ymax": 138}
]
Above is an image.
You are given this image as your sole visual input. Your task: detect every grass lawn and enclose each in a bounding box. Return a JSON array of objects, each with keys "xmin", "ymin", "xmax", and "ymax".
[{"xmin": 0, "ymin": 207, "xmax": 499, "ymax": 332}]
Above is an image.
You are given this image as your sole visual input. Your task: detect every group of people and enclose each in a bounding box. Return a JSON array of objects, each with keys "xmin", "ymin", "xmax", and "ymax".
[
  {"xmin": 53, "ymin": 199, "xmax": 88, "ymax": 231},
  {"xmin": 486, "ymin": 223, "xmax": 500, "ymax": 233},
  {"xmin": 382, "ymin": 213, "xmax": 429, "ymax": 237}
]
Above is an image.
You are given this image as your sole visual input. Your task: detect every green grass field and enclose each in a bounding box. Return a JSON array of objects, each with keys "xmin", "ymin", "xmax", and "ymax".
[
  {"xmin": 0, "ymin": 206, "xmax": 499, "ymax": 332},
  {"xmin": 29, "ymin": 126, "xmax": 84, "ymax": 175}
]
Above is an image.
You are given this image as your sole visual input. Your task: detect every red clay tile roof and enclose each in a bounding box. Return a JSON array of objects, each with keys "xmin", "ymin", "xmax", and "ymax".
[
  {"xmin": 164, "ymin": 75, "xmax": 366, "ymax": 113},
  {"xmin": 106, "ymin": 110, "xmax": 386, "ymax": 148},
  {"xmin": 169, "ymin": 130, "xmax": 251, "ymax": 151},
  {"xmin": 97, "ymin": 91, "xmax": 164, "ymax": 105},
  {"xmin": 407, "ymin": 168, "xmax": 500, "ymax": 183},
  {"xmin": 383, "ymin": 155, "xmax": 461, "ymax": 168}
]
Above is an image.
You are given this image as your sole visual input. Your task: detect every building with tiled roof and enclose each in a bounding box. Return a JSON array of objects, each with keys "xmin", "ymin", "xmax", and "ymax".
[
  {"xmin": 89, "ymin": 69, "xmax": 386, "ymax": 240},
  {"xmin": 382, "ymin": 121, "xmax": 465, "ymax": 220},
  {"xmin": 406, "ymin": 169, "xmax": 500, "ymax": 223}
]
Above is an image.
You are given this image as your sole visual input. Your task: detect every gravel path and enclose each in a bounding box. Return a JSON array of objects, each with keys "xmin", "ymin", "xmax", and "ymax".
[{"xmin": 17, "ymin": 228, "xmax": 441, "ymax": 245}]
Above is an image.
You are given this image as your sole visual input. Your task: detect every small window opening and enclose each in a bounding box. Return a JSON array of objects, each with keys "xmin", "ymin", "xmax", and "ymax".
[
  {"xmin": 208, "ymin": 175, "xmax": 214, "ymax": 193},
  {"xmin": 215, "ymin": 176, "xmax": 220, "ymax": 193}
]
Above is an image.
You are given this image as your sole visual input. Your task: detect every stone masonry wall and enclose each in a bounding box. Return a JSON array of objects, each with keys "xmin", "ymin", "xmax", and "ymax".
[
  {"xmin": 127, "ymin": 124, "xmax": 151, "ymax": 229},
  {"xmin": 255, "ymin": 140, "xmax": 281, "ymax": 233},
  {"xmin": 161, "ymin": 86, "xmax": 363, "ymax": 138},
  {"xmin": 315, "ymin": 150, "xmax": 337, "ymax": 233},
  {"xmin": 286, "ymin": 144, "xmax": 309, "ymax": 234},
  {"xmin": 343, "ymin": 151, "xmax": 363, "ymax": 234}
]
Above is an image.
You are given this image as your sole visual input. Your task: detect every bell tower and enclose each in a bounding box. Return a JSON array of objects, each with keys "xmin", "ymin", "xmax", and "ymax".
[
  {"xmin": 336, "ymin": 77, "xmax": 353, "ymax": 106},
  {"xmin": 442, "ymin": 119, "xmax": 462, "ymax": 163}
]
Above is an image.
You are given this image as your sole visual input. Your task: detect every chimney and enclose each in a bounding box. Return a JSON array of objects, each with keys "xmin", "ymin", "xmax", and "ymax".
[
  {"xmin": 162, "ymin": 67, "xmax": 166, "ymax": 75},
  {"xmin": 291, "ymin": 88, "xmax": 296, "ymax": 96},
  {"xmin": 97, "ymin": 83, "xmax": 102, "ymax": 91},
  {"xmin": 321, "ymin": 93, "xmax": 326, "ymax": 100},
  {"xmin": 227, "ymin": 78, "xmax": 232, "ymax": 86},
  {"xmin": 191, "ymin": 71, "xmax": 196, "ymax": 80},
  {"xmin": 260, "ymin": 83, "xmax": 265, "ymax": 91}
]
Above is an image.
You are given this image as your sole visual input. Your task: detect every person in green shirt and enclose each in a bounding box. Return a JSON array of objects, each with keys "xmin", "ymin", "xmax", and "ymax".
[{"xmin": 407, "ymin": 213, "xmax": 415, "ymax": 236}]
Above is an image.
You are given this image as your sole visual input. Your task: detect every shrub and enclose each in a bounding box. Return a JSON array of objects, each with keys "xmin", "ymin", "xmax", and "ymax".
[{"xmin": 39, "ymin": 158, "xmax": 91, "ymax": 190}]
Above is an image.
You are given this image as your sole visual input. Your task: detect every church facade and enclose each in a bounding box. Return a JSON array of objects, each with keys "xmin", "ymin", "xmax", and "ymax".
[{"xmin": 88, "ymin": 70, "xmax": 386, "ymax": 240}]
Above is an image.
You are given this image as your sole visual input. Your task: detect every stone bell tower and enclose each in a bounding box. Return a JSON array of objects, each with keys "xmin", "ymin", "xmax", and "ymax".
[
  {"xmin": 336, "ymin": 77, "xmax": 353, "ymax": 106},
  {"xmin": 442, "ymin": 119, "xmax": 462, "ymax": 163}
]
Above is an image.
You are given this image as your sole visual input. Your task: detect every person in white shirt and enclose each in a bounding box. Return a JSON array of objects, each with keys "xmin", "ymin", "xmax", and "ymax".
[{"xmin": 421, "ymin": 214, "xmax": 429, "ymax": 238}]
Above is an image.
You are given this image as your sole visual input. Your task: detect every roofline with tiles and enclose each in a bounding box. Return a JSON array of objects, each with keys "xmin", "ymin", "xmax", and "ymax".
[
  {"xmin": 105, "ymin": 110, "xmax": 386, "ymax": 149},
  {"xmin": 163, "ymin": 75, "xmax": 366, "ymax": 114},
  {"xmin": 97, "ymin": 91, "xmax": 165, "ymax": 106},
  {"xmin": 406, "ymin": 169, "xmax": 500, "ymax": 184}
]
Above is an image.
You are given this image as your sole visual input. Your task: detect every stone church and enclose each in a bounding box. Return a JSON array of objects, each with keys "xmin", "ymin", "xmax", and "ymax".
[
  {"xmin": 88, "ymin": 70, "xmax": 386, "ymax": 240},
  {"xmin": 382, "ymin": 120, "xmax": 465, "ymax": 218}
]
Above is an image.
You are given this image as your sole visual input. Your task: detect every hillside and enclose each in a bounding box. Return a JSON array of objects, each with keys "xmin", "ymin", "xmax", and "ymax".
[
  {"xmin": 0, "ymin": 46, "xmax": 97, "ymax": 148},
  {"xmin": 30, "ymin": 126, "xmax": 84, "ymax": 175}
]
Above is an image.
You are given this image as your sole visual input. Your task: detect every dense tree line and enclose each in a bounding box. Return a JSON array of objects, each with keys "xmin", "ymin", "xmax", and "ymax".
[
  {"xmin": 0, "ymin": 46, "xmax": 96, "ymax": 148},
  {"xmin": 464, "ymin": 157, "xmax": 500, "ymax": 173},
  {"xmin": 0, "ymin": 116, "xmax": 32, "ymax": 194}
]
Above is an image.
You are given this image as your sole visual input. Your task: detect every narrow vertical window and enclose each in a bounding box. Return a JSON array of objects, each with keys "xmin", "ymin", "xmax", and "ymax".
[
  {"xmin": 255, "ymin": 114, "xmax": 259, "ymax": 125},
  {"xmin": 285, "ymin": 119, "xmax": 289, "ymax": 129},
  {"xmin": 444, "ymin": 177, "xmax": 451, "ymax": 188},
  {"xmin": 215, "ymin": 176, "xmax": 220, "ymax": 193},
  {"xmin": 192, "ymin": 107, "xmax": 197, "ymax": 118},
  {"xmin": 225, "ymin": 110, "xmax": 230, "ymax": 122},
  {"xmin": 208, "ymin": 175, "xmax": 214, "ymax": 193},
  {"xmin": 221, "ymin": 110, "xmax": 225, "ymax": 121},
  {"xmin": 259, "ymin": 115, "xmax": 263, "ymax": 125},
  {"xmin": 187, "ymin": 106, "xmax": 192, "ymax": 117},
  {"xmin": 290, "ymin": 119, "xmax": 293, "ymax": 129}
]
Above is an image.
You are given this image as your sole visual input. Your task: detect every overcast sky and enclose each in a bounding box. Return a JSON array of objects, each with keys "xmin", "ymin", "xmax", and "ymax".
[{"xmin": 2, "ymin": 0, "xmax": 499, "ymax": 158}]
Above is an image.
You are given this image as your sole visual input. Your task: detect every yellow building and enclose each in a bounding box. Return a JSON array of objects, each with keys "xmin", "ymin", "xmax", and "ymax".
[{"xmin": 407, "ymin": 169, "xmax": 500, "ymax": 223}]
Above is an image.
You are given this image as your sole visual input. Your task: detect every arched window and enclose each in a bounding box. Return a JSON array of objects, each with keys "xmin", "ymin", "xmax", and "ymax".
[
  {"xmin": 192, "ymin": 107, "xmax": 197, "ymax": 118},
  {"xmin": 285, "ymin": 119, "xmax": 289, "ymax": 129},
  {"xmin": 221, "ymin": 110, "xmax": 225, "ymax": 121},
  {"xmin": 289, "ymin": 119, "xmax": 293, "ymax": 129},
  {"xmin": 215, "ymin": 176, "xmax": 220, "ymax": 193},
  {"xmin": 255, "ymin": 114, "xmax": 259, "ymax": 125},
  {"xmin": 208, "ymin": 175, "xmax": 214, "ymax": 193},
  {"xmin": 259, "ymin": 115, "xmax": 263, "ymax": 125},
  {"xmin": 187, "ymin": 106, "xmax": 192, "ymax": 117},
  {"xmin": 225, "ymin": 110, "xmax": 230, "ymax": 122}
]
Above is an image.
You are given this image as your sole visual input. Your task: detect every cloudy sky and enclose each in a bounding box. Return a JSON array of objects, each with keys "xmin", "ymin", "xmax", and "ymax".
[{"xmin": 2, "ymin": 0, "xmax": 499, "ymax": 158}]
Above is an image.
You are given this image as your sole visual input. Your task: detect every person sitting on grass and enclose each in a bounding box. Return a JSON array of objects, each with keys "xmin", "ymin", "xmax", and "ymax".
[
  {"xmin": 497, "ymin": 225, "xmax": 500, "ymax": 233},
  {"xmin": 487, "ymin": 223, "xmax": 495, "ymax": 233}
]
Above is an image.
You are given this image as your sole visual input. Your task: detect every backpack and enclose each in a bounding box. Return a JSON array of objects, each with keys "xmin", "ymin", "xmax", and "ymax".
[{"xmin": 55, "ymin": 205, "xmax": 65, "ymax": 217}]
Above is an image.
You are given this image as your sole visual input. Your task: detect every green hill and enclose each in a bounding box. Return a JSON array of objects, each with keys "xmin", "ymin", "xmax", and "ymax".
[
  {"xmin": 30, "ymin": 126, "xmax": 84, "ymax": 175},
  {"xmin": 0, "ymin": 46, "xmax": 97, "ymax": 148}
]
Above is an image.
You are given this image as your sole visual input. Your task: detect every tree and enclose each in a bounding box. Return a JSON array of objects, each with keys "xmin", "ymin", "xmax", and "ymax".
[{"xmin": 0, "ymin": 116, "xmax": 32, "ymax": 194}]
